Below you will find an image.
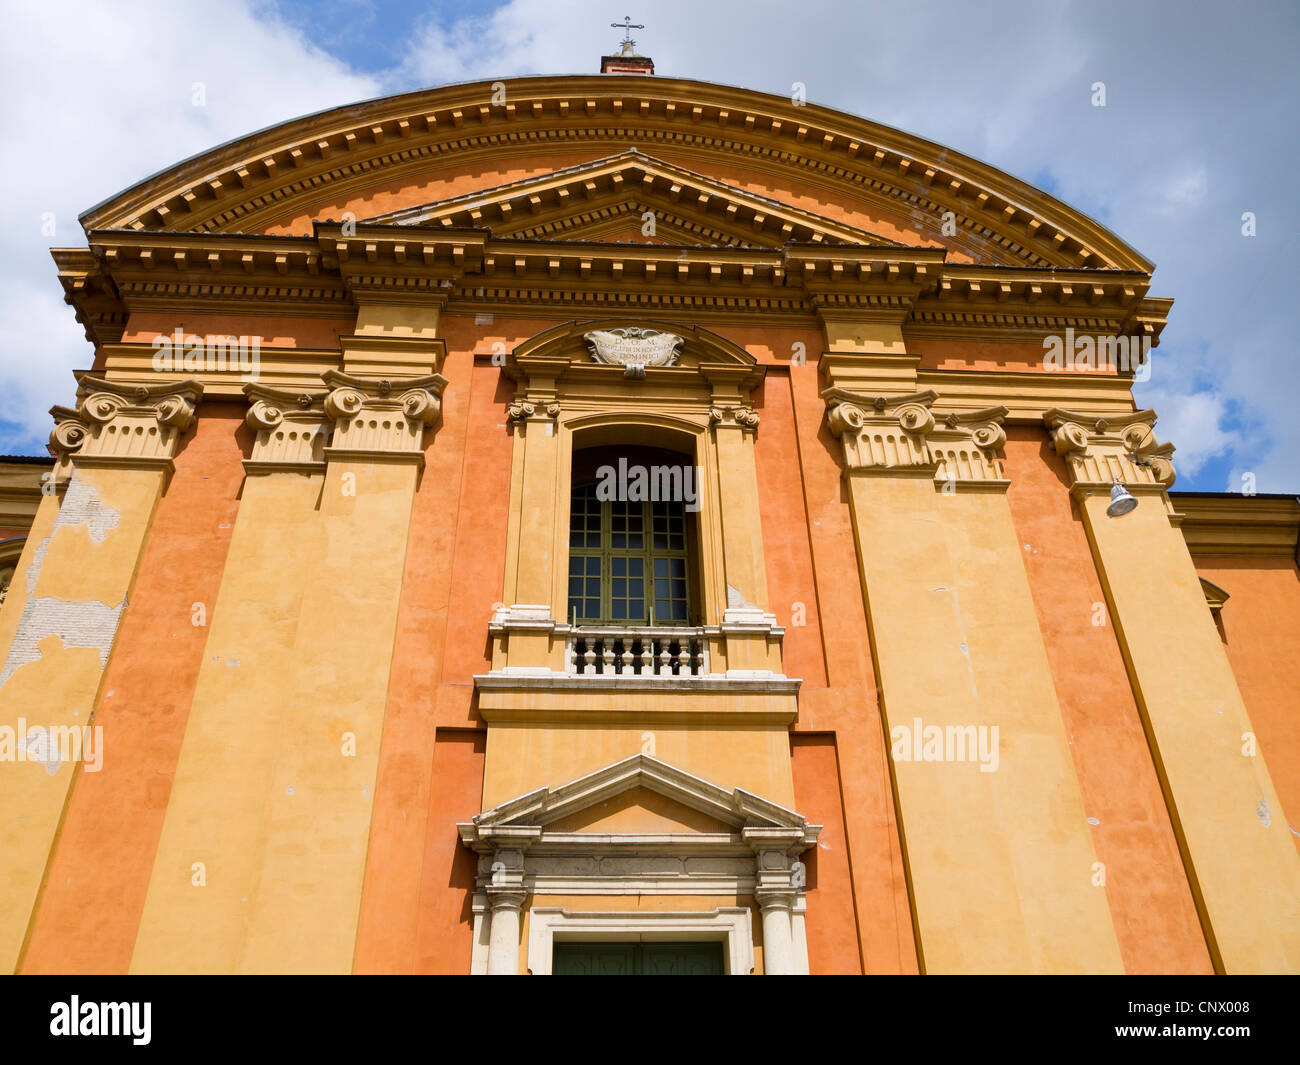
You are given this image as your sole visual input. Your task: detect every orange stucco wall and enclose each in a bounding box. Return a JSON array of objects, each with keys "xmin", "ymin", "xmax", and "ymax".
[
  {"xmin": 1194, "ymin": 557, "xmax": 1300, "ymax": 853},
  {"xmin": 20, "ymin": 408, "xmax": 247, "ymax": 973},
  {"xmin": 1002, "ymin": 428, "xmax": 1212, "ymax": 973},
  {"xmin": 791, "ymin": 734, "xmax": 863, "ymax": 973},
  {"xmin": 21, "ymin": 313, "xmax": 1274, "ymax": 976},
  {"xmin": 351, "ymin": 337, "xmax": 511, "ymax": 971},
  {"xmin": 119, "ymin": 312, "xmax": 351, "ymax": 351}
]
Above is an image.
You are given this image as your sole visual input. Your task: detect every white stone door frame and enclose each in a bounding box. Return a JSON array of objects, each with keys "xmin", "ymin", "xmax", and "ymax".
[
  {"xmin": 458, "ymin": 755, "xmax": 821, "ymax": 975},
  {"xmin": 527, "ymin": 906, "xmax": 754, "ymax": 975}
]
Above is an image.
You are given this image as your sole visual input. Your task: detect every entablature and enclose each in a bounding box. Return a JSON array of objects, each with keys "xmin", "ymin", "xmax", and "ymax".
[{"xmin": 60, "ymin": 227, "xmax": 1167, "ymax": 349}]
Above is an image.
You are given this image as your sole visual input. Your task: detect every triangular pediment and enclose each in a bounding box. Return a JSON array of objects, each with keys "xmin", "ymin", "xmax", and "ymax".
[
  {"xmin": 363, "ymin": 150, "xmax": 904, "ymax": 249},
  {"xmin": 460, "ymin": 754, "xmax": 814, "ymax": 838},
  {"xmin": 546, "ymin": 786, "xmax": 735, "ymax": 834}
]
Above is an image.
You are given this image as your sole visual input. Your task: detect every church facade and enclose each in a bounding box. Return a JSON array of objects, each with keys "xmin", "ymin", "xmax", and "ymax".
[{"xmin": 2, "ymin": 59, "xmax": 1298, "ymax": 975}]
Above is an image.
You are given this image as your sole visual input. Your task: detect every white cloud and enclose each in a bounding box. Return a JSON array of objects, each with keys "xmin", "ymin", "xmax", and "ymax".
[
  {"xmin": 0, "ymin": 0, "xmax": 380, "ymax": 451},
  {"xmin": 4, "ymin": 0, "xmax": 1296, "ymax": 495},
  {"xmin": 376, "ymin": 0, "xmax": 1298, "ymax": 492},
  {"xmin": 1137, "ymin": 387, "xmax": 1239, "ymax": 477}
]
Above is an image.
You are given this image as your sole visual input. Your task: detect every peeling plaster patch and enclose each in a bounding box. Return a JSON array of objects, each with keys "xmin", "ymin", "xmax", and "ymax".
[
  {"xmin": 0, "ymin": 599, "xmax": 128, "ymax": 686},
  {"xmin": 0, "ymin": 476, "xmax": 127, "ymax": 689},
  {"xmin": 1256, "ymin": 797, "xmax": 1271, "ymax": 828},
  {"xmin": 55, "ymin": 476, "xmax": 122, "ymax": 544},
  {"xmin": 1087, "ymin": 817, "xmax": 1101, "ymax": 826},
  {"xmin": 726, "ymin": 584, "xmax": 759, "ymax": 611}
]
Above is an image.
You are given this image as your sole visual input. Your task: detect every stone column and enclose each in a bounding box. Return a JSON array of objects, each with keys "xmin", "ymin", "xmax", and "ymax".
[
  {"xmin": 0, "ymin": 376, "xmax": 200, "ymax": 974},
  {"xmin": 747, "ymin": 829, "xmax": 808, "ymax": 976},
  {"xmin": 822, "ymin": 387, "xmax": 1122, "ymax": 974},
  {"xmin": 790, "ymin": 880, "xmax": 810, "ymax": 976},
  {"xmin": 1046, "ymin": 408, "xmax": 1300, "ymax": 973},
  {"xmin": 460, "ymin": 829, "xmax": 537, "ymax": 975},
  {"xmin": 486, "ymin": 890, "xmax": 526, "ymax": 975},
  {"xmin": 755, "ymin": 890, "xmax": 796, "ymax": 975}
]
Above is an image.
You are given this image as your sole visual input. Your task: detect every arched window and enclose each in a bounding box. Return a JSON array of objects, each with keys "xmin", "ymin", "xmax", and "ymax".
[{"xmin": 567, "ymin": 446, "xmax": 699, "ymax": 626}]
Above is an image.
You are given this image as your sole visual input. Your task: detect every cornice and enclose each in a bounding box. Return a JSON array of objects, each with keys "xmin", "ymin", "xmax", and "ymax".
[
  {"xmin": 1171, "ymin": 493, "xmax": 1300, "ymax": 559},
  {"xmin": 0, "ymin": 462, "xmax": 49, "ymax": 531},
  {"xmin": 64, "ymin": 228, "xmax": 1166, "ymax": 348},
  {"xmin": 76, "ymin": 76, "xmax": 1151, "ymax": 273}
]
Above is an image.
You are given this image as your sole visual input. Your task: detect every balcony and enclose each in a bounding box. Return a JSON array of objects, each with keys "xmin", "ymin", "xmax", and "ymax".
[
  {"xmin": 566, "ymin": 626, "xmax": 709, "ymax": 678},
  {"xmin": 474, "ymin": 606, "xmax": 799, "ymax": 725}
]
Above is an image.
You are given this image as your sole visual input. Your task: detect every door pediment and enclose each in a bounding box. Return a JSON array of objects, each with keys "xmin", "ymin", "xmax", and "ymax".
[{"xmin": 458, "ymin": 753, "xmax": 817, "ymax": 844}]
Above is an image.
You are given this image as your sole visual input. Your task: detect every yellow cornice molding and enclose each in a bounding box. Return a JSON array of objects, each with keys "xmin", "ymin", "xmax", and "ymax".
[
  {"xmin": 76, "ymin": 75, "xmax": 1151, "ymax": 272},
  {"xmin": 1173, "ymin": 493, "xmax": 1300, "ymax": 559}
]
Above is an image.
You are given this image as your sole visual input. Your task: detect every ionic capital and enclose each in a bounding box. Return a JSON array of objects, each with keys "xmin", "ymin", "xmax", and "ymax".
[
  {"xmin": 506, "ymin": 399, "xmax": 561, "ymax": 424},
  {"xmin": 243, "ymin": 384, "xmax": 330, "ymax": 475},
  {"xmin": 1044, "ymin": 408, "xmax": 1176, "ymax": 491},
  {"xmin": 320, "ymin": 369, "xmax": 447, "ymax": 464},
  {"xmin": 823, "ymin": 387, "xmax": 1008, "ymax": 487},
  {"xmin": 65, "ymin": 375, "xmax": 203, "ymax": 472},
  {"xmin": 47, "ymin": 405, "xmax": 87, "ymax": 482},
  {"xmin": 709, "ymin": 405, "xmax": 760, "ymax": 431},
  {"xmin": 929, "ymin": 407, "xmax": 1010, "ymax": 488}
]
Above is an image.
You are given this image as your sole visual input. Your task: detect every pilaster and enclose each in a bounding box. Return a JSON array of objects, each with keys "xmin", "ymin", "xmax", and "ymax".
[
  {"xmin": 1046, "ymin": 408, "xmax": 1300, "ymax": 973},
  {"xmin": 131, "ymin": 353, "xmax": 446, "ymax": 973},
  {"xmin": 0, "ymin": 375, "xmax": 200, "ymax": 973},
  {"xmin": 822, "ymin": 382, "xmax": 1122, "ymax": 973}
]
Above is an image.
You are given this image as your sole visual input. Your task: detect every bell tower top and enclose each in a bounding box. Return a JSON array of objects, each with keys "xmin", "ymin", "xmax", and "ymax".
[{"xmin": 601, "ymin": 15, "xmax": 654, "ymax": 74}]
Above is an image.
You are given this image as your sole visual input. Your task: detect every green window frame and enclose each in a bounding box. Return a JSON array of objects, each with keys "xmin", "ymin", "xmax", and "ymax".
[{"xmin": 567, "ymin": 481, "xmax": 693, "ymax": 626}]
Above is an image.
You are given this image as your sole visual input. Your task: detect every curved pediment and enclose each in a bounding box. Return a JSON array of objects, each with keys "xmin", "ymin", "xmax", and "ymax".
[
  {"xmin": 506, "ymin": 318, "xmax": 763, "ymax": 389},
  {"xmin": 77, "ymin": 75, "xmax": 1151, "ymax": 272}
]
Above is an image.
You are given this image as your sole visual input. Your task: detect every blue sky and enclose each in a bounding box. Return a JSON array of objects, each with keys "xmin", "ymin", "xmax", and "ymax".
[{"xmin": 1, "ymin": 0, "xmax": 1295, "ymax": 494}]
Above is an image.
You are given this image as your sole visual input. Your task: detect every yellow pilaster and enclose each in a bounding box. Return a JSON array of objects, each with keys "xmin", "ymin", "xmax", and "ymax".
[
  {"xmin": 0, "ymin": 377, "xmax": 200, "ymax": 972},
  {"xmin": 826, "ymin": 387, "xmax": 1122, "ymax": 973},
  {"xmin": 1048, "ymin": 409, "xmax": 1300, "ymax": 973},
  {"xmin": 131, "ymin": 362, "xmax": 445, "ymax": 973}
]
